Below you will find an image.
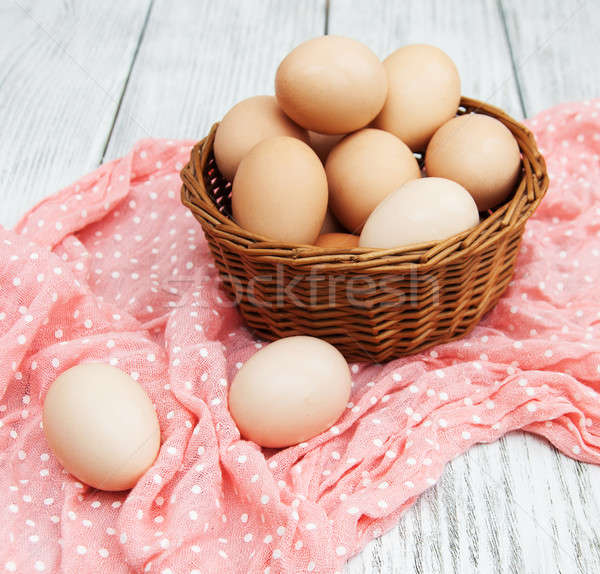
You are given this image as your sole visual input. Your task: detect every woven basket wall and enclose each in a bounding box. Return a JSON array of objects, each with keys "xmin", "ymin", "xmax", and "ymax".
[{"xmin": 181, "ymin": 97, "xmax": 549, "ymax": 362}]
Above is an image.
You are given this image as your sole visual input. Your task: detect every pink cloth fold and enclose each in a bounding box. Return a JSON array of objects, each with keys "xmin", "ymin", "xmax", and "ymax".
[{"xmin": 1, "ymin": 101, "xmax": 600, "ymax": 574}]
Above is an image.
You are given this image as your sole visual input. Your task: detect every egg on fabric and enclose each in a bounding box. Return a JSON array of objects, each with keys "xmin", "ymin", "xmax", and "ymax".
[
  {"xmin": 213, "ymin": 95, "xmax": 309, "ymax": 182},
  {"xmin": 308, "ymin": 131, "xmax": 344, "ymax": 163},
  {"xmin": 42, "ymin": 363, "xmax": 160, "ymax": 491},
  {"xmin": 275, "ymin": 36, "xmax": 388, "ymax": 134},
  {"xmin": 359, "ymin": 177, "xmax": 479, "ymax": 248},
  {"xmin": 228, "ymin": 336, "xmax": 352, "ymax": 448},
  {"xmin": 314, "ymin": 232, "xmax": 359, "ymax": 248},
  {"xmin": 232, "ymin": 136, "xmax": 328, "ymax": 244},
  {"xmin": 326, "ymin": 128, "xmax": 421, "ymax": 233},
  {"xmin": 425, "ymin": 113, "xmax": 522, "ymax": 211},
  {"xmin": 375, "ymin": 44, "xmax": 461, "ymax": 152}
]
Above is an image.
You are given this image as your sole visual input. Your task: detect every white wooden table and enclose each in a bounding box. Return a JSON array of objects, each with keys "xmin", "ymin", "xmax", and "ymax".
[{"xmin": 1, "ymin": 1, "xmax": 599, "ymax": 572}]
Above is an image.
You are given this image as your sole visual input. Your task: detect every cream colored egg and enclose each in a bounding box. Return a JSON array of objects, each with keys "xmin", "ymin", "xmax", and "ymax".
[
  {"xmin": 425, "ymin": 113, "xmax": 522, "ymax": 211},
  {"xmin": 276, "ymin": 36, "xmax": 388, "ymax": 134},
  {"xmin": 232, "ymin": 136, "xmax": 328, "ymax": 244},
  {"xmin": 375, "ymin": 44, "xmax": 461, "ymax": 152},
  {"xmin": 359, "ymin": 177, "xmax": 479, "ymax": 248},
  {"xmin": 228, "ymin": 336, "xmax": 352, "ymax": 448},
  {"xmin": 213, "ymin": 95, "xmax": 309, "ymax": 182},
  {"xmin": 326, "ymin": 128, "xmax": 421, "ymax": 233},
  {"xmin": 43, "ymin": 363, "xmax": 160, "ymax": 491}
]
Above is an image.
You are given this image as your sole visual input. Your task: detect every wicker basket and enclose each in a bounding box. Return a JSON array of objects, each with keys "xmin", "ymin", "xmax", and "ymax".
[{"xmin": 180, "ymin": 97, "xmax": 549, "ymax": 362}]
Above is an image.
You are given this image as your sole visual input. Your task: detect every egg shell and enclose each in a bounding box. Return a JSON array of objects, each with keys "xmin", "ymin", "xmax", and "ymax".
[
  {"xmin": 375, "ymin": 44, "xmax": 461, "ymax": 152},
  {"xmin": 326, "ymin": 128, "xmax": 421, "ymax": 233},
  {"xmin": 275, "ymin": 36, "xmax": 388, "ymax": 134},
  {"xmin": 42, "ymin": 363, "xmax": 160, "ymax": 491},
  {"xmin": 228, "ymin": 336, "xmax": 352, "ymax": 448},
  {"xmin": 232, "ymin": 136, "xmax": 328, "ymax": 244},
  {"xmin": 315, "ymin": 232, "xmax": 359, "ymax": 248},
  {"xmin": 359, "ymin": 177, "xmax": 480, "ymax": 248},
  {"xmin": 213, "ymin": 95, "xmax": 309, "ymax": 182},
  {"xmin": 425, "ymin": 113, "xmax": 522, "ymax": 211}
]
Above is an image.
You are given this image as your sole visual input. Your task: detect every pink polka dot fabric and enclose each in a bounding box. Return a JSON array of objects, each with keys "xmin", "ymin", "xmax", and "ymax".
[{"xmin": 1, "ymin": 100, "xmax": 600, "ymax": 574}]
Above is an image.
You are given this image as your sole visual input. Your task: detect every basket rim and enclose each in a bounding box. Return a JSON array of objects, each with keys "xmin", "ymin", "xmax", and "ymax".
[{"xmin": 181, "ymin": 96, "xmax": 549, "ymax": 271}]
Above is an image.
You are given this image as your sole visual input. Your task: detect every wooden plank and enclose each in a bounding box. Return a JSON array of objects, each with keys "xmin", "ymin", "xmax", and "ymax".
[
  {"xmin": 328, "ymin": 0, "xmax": 524, "ymax": 119},
  {"xmin": 499, "ymin": 0, "xmax": 600, "ymax": 115},
  {"xmin": 330, "ymin": 1, "xmax": 600, "ymax": 573},
  {"xmin": 0, "ymin": 0, "xmax": 152, "ymax": 228},
  {"xmin": 102, "ymin": 0, "xmax": 327, "ymax": 160}
]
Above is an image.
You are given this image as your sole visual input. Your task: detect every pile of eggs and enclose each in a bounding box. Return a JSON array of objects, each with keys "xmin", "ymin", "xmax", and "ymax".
[
  {"xmin": 40, "ymin": 39, "xmax": 525, "ymax": 492},
  {"xmin": 214, "ymin": 37, "xmax": 522, "ymax": 248}
]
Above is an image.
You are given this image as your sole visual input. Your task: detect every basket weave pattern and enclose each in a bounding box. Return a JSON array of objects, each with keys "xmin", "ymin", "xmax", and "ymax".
[{"xmin": 181, "ymin": 98, "xmax": 549, "ymax": 361}]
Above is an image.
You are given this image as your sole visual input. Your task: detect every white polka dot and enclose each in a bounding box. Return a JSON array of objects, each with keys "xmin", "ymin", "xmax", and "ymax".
[
  {"xmin": 98, "ymin": 549, "xmax": 109, "ymax": 558},
  {"xmin": 244, "ymin": 533, "xmax": 253, "ymax": 542},
  {"xmin": 17, "ymin": 335, "xmax": 26, "ymax": 345},
  {"xmin": 260, "ymin": 495, "xmax": 269, "ymax": 504},
  {"xmin": 406, "ymin": 457, "xmax": 416, "ymax": 466},
  {"xmin": 4, "ymin": 562, "xmax": 16, "ymax": 572},
  {"xmin": 526, "ymin": 403, "xmax": 537, "ymax": 412},
  {"xmin": 76, "ymin": 545, "xmax": 87, "ymax": 555},
  {"xmin": 336, "ymin": 546, "xmax": 347, "ymax": 556},
  {"xmin": 34, "ymin": 561, "xmax": 45, "ymax": 571},
  {"xmin": 462, "ymin": 431, "xmax": 471, "ymax": 440},
  {"xmin": 377, "ymin": 499, "xmax": 388, "ymax": 509},
  {"xmin": 13, "ymin": 277, "xmax": 21, "ymax": 286}
]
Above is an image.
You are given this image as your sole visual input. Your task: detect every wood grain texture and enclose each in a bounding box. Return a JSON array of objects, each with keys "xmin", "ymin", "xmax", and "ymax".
[
  {"xmin": 0, "ymin": 0, "xmax": 152, "ymax": 228},
  {"xmin": 102, "ymin": 0, "xmax": 326, "ymax": 160},
  {"xmin": 499, "ymin": 0, "xmax": 600, "ymax": 115}
]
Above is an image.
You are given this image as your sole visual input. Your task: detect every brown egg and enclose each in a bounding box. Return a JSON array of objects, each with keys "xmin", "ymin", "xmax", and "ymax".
[
  {"xmin": 359, "ymin": 177, "xmax": 480, "ymax": 248},
  {"xmin": 319, "ymin": 208, "xmax": 346, "ymax": 235},
  {"xmin": 228, "ymin": 336, "xmax": 352, "ymax": 448},
  {"xmin": 308, "ymin": 131, "xmax": 344, "ymax": 163},
  {"xmin": 275, "ymin": 36, "xmax": 387, "ymax": 134},
  {"xmin": 425, "ymin": 113, "xmax": 522, "ymax": 211},
  {"xmin": 232, "ymin": 136, "xmax": 328, "ymax": 244},
  {"xmin": 326, "ymin": 128, "xmax": 421, "ymax": 233},
  {"xmin": 43, "ymin": 363, "xmax": 160, "ymax": 491},
  {"xmin": 213, "ymin": 95, "xmax": 309, "ymax": 182},
  {"xmin": 315, "ymin": 232, "xmax": 359, "ymax": 249},
  {"xmin": 375, "ymin": 44, "xmax": 461, "ymax": 152}
]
